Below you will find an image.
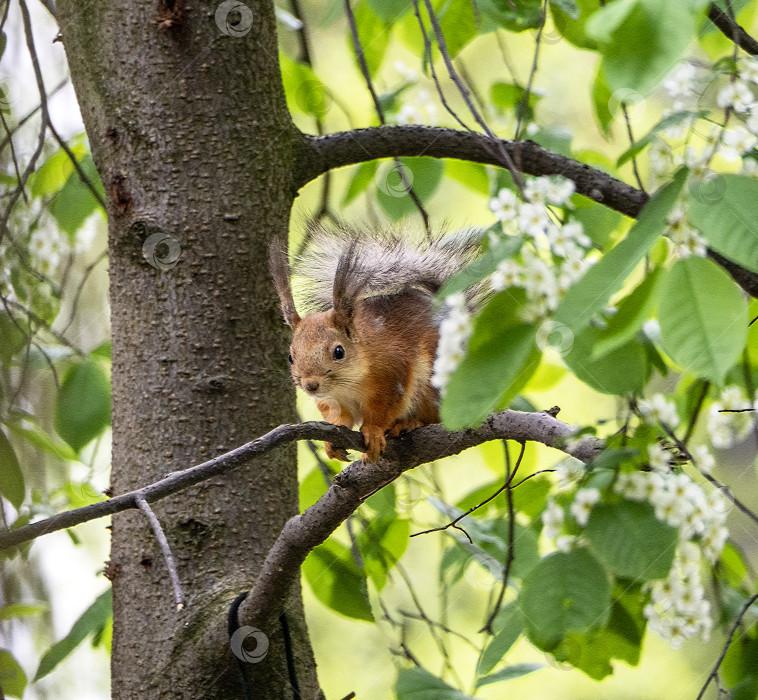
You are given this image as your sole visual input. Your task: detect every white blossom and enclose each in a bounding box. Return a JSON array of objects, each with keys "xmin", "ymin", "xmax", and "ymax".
[
  {"xmin": 717, "ymin": 80, "xmax": 755, "ymax": 113},
  {"xmin": 720, "ymin": 126, "xmax": 758, "ymax": 161},
  {"xmin": 648, "ymin": 443, "xmax": 673, "ymax": 473},
  {"xmin": 664, "ymin": 63, "xmax": 697, "ymax": 99},
  {"xmin": 488, "ymin": 188, "xmax": 519, "ymax": 223},
  {"xmin": 431, "ymin": 293, "xmax": 472, "ymax": 393},
  {"xmin": 541, "ymin": 499, "xmax": 564, "ymax": 539},
  {"xmin": 490, "ymin": 259, "xmax": 522, "ymax": 291},
  {"xmin": 639, "ymin": 394, "xmax": 680, "ymax": 429},
  {"xmin": 570, "ymin": 488, "xmax": 600, "ymax": 526}
]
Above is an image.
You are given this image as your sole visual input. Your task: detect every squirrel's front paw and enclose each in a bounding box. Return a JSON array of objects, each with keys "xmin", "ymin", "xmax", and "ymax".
[
  {"xmin": 325, "ymin": 442, "xmax": 350, "ymax": 461},
  {"xmin": 361, "ymin": 426, "xmax": 386, "ymax": 463}
]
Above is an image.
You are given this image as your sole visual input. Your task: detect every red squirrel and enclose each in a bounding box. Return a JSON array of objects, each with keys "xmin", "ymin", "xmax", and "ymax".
[{"xmin": 269, "ymin": 225, "xmax": 480, "ymax": 462}]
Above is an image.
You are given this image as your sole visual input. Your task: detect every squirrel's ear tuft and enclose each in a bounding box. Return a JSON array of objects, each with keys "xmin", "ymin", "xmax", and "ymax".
[
  {"xmin": 332, "ymin": 239, "xmax": 364, "ymax": 329},
  {"xmin": 268, "ymin": 238, "xmax": 301, "ymax": 329}
]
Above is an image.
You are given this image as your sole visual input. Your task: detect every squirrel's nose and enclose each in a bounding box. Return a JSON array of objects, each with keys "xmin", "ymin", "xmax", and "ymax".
[{"xmin": 304, "ymin": 379, "xmax": 320, "ymax": 393}]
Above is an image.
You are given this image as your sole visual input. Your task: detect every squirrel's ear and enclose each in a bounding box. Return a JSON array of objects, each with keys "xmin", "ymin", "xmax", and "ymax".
[
  {"xmin": 332, "ymin": 239, "xmax": 362, "ymax": 329},
  {"xmin": 268, "ymin": 238, "xmax": 301, "ymax": 329}
]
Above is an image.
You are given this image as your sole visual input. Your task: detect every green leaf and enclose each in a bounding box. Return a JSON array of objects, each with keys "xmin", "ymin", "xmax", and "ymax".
[
  {"xmin": 441, "ymin": 316, "xmax": 537, "ymax": 430},
  {"xmin": 658, "ymin": 256, "xmax": 748, "ymax": 383},
  {"xmin": 299, "ymin": 467, "xmax": 330, "ymax": 513},
  {"xmin": 571, "ymin": 195, "xmax": 624, "ymax": 249},
  {"xmin": 476, "ymin": 0, "xmax": 542, "ymax": 32},
  {"xmin": 395, "ymin": 667, "xmax": 475, "ymax": 699},
  {"xmin": 476, "ymin": 662, "xmax": 543, "ymax": 687},
  {"xmin": 357, "ymin": 516, "xmax": 410, "ymax": 590},
  {"xmin": 552, "ymin": 0, "xmax": 601, "ymax": 49},
  {"xmin": 29, "ymin": 146, "xmax": 80, "ymax": 198},
  {"xmin": 303, "ymin": 539, "xmax": 373, "ymax": 621},
  {"xmin": 490, "ymin": 82, "xmax": 541, "ymax": 121},
  {"xmin": 90, "ymin": 341, "xmax": 112, "ymax": 360},
  {"xmin": 444, "ymin": 160, "xmax": 489, "ymax": 195},
  {"xmin": 564, "ymin": 325, "xmax": 648, "ymax": 395},
  {"xmin": 0, "ymin": 649, "xmax": 27, "ymax": 698},
  {"xmin": 477, "ymin": 602, "xmax": 523, "ymax": 675},
  {"xmin": 49, "ymin": 154, "xmax": 104, "ymax": 239},
  {"xmin": 518, "ymin": 549, "xmax": 611, "ymax": 651},
  {"xmin": 591, "ymin": 266, "xmax": 663, "ymax": 360},
  {"xmin": 35, "ymin": 588, "xmax": 112, "ymax": 681},
  {"xmin": 437, "ymin": 0, "xmax": 478, "ymax": 58},
  {"xmin": 585, "ymin": 502, "xmax": 677, "ymax": 580},
  {"xmin": 0, "ymin": 313, "xmax": 27, "ymax": 365},
  {"xmin": 549, "ymin": 0, "xmax": 579, "ymax": 19},
  {"xmin": 350, "ymin": 1, "xmax": 389, "ymax": 76},
  {"xmin": 368, "ymin": 0, "xmax": 411, "ymax": 23},
  {"xmin": 53, "ymin": 358, "xmax": 111, "ymax": 453},
  {"xmin": 688, "ymin": 174, "xmax": 758, "ymax": 274},
  {"xmin": 0, "ymin": 603, "xmax": 46, "ymax": 620},
  {"xmin": 587, "ymin": 0, "xmax": 707, "ymax": 96},
  {"xmin": 376, "ymin": 157, "xmax": 444, "ymax": 221},
  {"xmin": 555, "ymin": 168, "xmax": 687, "ymax": 331},
  {"xmin": 561, "ymin": 582, "xmax": 647, "ymax": 680},
  {"xmin": 279, "ymin": 53, "xmax": 333, "ymax": 118},
  {"xmin": 617, "ymin": 111, "xmax": 707, "ymax": 167},
  {"xmin": 343, "ymin": 161, "xmax": 379, "ymax": 206},
  {"xmin": 5, "ymin": 422, "xmax": 79, "ymax": 462},
  {"xmin": 592, "ymin": 66, "xmax": 614, "ymax": 134},
  {"xmin": 0, "ymin": 429, "xmax": 24, "ymax": 510}
]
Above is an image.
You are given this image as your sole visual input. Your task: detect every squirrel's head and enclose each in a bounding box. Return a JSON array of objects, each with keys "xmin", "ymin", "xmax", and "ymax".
[
  {"xmin": 287, "ymin": 310, "xmax": 366, "ymax": 402},
  {"xmin": 269, "ymin": 237, "xmax": 367, "ymax": 403}
]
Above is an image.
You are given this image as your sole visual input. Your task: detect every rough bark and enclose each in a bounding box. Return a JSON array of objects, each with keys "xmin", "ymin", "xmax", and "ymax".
[{"xmin": 55, "ymin": 1, "xmax": 318, "ymax": 697}]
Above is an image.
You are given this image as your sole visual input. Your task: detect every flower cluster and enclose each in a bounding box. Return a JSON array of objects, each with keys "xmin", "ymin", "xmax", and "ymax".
[
  {"xmin": 664, "ymin": 204, "xmax": 707, "ymax": 259},
  {"xmin": 396, "ymin": 88, "xmax": 438, "ymax": 126},
  {"xmin": 614, "ymin": 468, "xmax": 729, "ymax": 647},
  {"xmin": 638, "ymin": 393, "xmax": 681, "ymax": 429},
  {"xmin": 431, "ymin": 293, "xmax": 472, "ymax": 394},
  {"xmin": 707, "ymin": 385, "xmax": 757, "ymax": 449},
  {"xmin": 487, "ymin": 176, "xmax": 593, "ymax": 321},
  {"xmin": 643, "ymin": 543, "xmax": 712, "ymax": 649},
  {"xmin": 29, "ymin": 228, "xmax": 66, "ymax": 275}
]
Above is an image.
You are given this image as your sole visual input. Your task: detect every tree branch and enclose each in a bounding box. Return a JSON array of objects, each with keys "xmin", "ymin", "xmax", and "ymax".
[
  {"xmin": 708, "ymin": 3, "xmax": 758, "ymax": 55},
  {"xmin": 0, "ymin": 410, "xmax": 600, "ymax": 554},
  {"xmin": 237, "ymin": 410, "xmax": 601, "ymax": 631},
  {"xmin": 297, "ymin": 125, "xmax": 758, "ymax": 298},
  {"xmin": 298, "ymin": 126, "xmax": 648, "ymax": 218}
]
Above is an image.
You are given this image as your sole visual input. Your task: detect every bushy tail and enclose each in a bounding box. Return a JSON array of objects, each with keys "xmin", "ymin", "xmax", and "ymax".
[{"xmin": 292, "ymin": 222, "xmax": 483, "ymax": 313}]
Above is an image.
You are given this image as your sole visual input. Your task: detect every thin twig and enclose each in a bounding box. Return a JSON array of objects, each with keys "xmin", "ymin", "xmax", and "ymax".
[
  {"xmin": 481, "ymin": 441, "xmax": 524, "ymax": 634},
  {"xmin": 621, "ymin": 102, "xmax": 646, "ymax": 193},
  {"xmin": 695, "ymin": 592, "xmax": 758, "ymax": 700},
  {"xmin": 135, "ymin": 495, "xmax": 186, "ymax": 610}
]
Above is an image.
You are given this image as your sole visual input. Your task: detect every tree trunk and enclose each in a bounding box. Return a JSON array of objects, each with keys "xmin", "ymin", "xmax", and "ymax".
[{"xmin": 55, "ymin": 1, "xmax": 318, "ymax": 696}]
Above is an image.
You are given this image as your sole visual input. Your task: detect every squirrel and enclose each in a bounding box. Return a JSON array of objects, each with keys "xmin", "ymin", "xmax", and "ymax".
[{"xmin": 269, "ymin": 224, "xmax": 481, "ymax": 463}]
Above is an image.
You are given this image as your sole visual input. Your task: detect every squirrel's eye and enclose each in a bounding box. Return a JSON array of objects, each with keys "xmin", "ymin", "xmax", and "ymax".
[
  {"xmin": 333, "ymin": 345, "xmax": 345, "ymax": 360},
  {"xmin": 288, "ymin": 353, "xmax": 294, "ymax": 365}
]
